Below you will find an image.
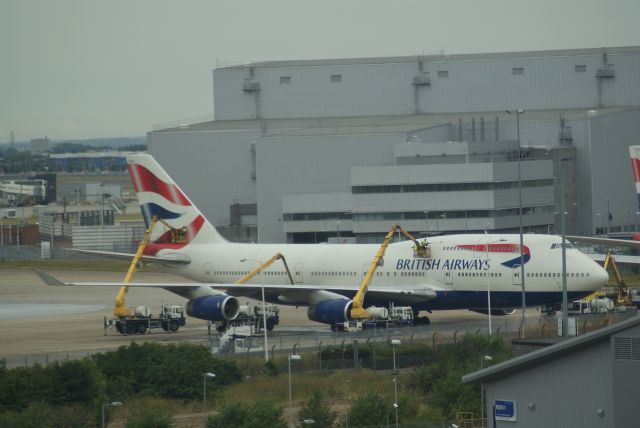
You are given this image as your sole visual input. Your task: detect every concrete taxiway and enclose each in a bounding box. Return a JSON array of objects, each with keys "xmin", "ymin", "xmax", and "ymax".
[{"xmin": 0, "ymin": 269, "xmax": 531, "ymax": 367}]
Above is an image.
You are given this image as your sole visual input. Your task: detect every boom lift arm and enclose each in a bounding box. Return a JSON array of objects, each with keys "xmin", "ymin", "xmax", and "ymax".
[
  {"xmin": 113, "ymin": 216, "xmax": 186, "ymax": 317},
  {"xmin": 235, "ymin": 253, "xmax": 295, "ymax": 285},
  {"xmin": 603, "ymin": 251, "xmax": 630, "ymax": 306},
  {"xmin": 350, "ymin": 224, "xmax": 426, "ymax": 319}
]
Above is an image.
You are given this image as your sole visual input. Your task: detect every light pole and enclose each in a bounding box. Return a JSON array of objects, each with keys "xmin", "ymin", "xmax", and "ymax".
[
  {"xmin": 391, "ymin": 339, "xmax": 401, "ymax": 428},
  {"xmin": 480, "ymin": 355, "xmax": 492, "ymax": 421},
  {"xmin": 101, "ymin": 401, "xmax": 122, "ymax": 428},
  {"xmin": 202, "ymin": 372, "xmax": 216, "ymax": 424},
  {"xmin": 560, "ymin": 158, "xmax": 571, "ymax": 337},
  {"xmin": 596, "ymin": 212, "xmax": 602, "ymax": 234},
  {"xmin": 424, "ymin": 210, "xmax": 429, "ymax": 236},
  {"xmin": 485, "ymin": 235, "xmax": 507, "ymax": 336},
  {"xmin": 288, "ymin": 354, "xmax": 302, "ymax": 426},
  {"xmin": 606, "ymin": 199, "xmax": 611, "ymax": 236},
  {"xmin": 344, "ymin": 379, "xmax": 351, "ymax": 428},
  {"xmin": 241, "ymin": 258, "xmax": 269, "ymax": 362},
  {"xmin": 507, "ymin": 108, "xmax": 526, "ymax": 338}
]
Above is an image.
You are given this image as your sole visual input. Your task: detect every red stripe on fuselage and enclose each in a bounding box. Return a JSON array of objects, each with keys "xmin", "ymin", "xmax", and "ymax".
[
  {"xmin": 128, "ymin": 163, "xmax": 191, "ymax": 206},
  {"xmin": 458, "ymin": 243, "xmax": 530, "ymax": 255}
]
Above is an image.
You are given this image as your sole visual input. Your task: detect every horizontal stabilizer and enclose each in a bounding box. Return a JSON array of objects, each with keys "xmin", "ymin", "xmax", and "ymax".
[
  {"xmin": 35, "ymin": 270, "xmax": 70, "ymax": 286},
  {"xmin": 64, "ymin": 248, "xmax": 191, "ymax": 265}
]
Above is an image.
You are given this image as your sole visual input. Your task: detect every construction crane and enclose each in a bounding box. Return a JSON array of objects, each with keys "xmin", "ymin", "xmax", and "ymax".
[
  {"xmin": 350, "ymin": 224, "xmax": 428, "ymax": 319},
  {"xmin": 112, "ymin": 216, "xmax": 187, "ymax": 317}
]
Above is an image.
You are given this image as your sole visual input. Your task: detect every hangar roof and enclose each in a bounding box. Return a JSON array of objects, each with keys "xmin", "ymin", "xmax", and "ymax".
[
  {"xmin": 152, "ymin": 107, "xmax": 633, "ymax": 138},
  {"xmin": 219, "ymin": 46, "xmax": 640, "ymax": 70},
  {"xmin": 462, "ymin": 314, "xmax": 640, "ymax": 385}
]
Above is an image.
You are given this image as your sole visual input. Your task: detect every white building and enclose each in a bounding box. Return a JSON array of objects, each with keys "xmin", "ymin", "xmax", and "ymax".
[{"xmin": 148, "ymin": 46, "xmax": 640, "ymax": 243}]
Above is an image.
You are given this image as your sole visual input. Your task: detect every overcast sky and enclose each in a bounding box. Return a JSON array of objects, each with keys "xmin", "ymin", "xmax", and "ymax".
[{"xmin": 1, "ymin": 0, "xmax": 639, "ymax": 142}]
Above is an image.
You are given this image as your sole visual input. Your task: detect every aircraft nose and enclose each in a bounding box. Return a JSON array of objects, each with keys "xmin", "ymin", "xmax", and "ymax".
[{"xmin": 592, "ymin": 264, "xmax": 609, "ymax": 287}]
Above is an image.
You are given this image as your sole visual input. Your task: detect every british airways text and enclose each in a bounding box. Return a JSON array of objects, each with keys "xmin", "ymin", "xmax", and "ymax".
[{"xmin": 395, "ymin": 258, "xmax": 489, "ymax": 271}]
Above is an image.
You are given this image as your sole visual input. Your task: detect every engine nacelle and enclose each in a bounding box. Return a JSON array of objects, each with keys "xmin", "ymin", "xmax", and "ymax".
[
  {"xmin": 186, "ymin": 295, "xmax": 240, "ymax": 322},
  {"xmin": 470, "ymin": 308, "xmax": 517, "ymax": 316},
  {"xmin": 307, "ymin": 300, "xmax": 352, "ymax": 325}
]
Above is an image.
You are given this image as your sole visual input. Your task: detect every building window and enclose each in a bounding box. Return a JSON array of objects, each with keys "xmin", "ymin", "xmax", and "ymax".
[
  {"xmin": 437, "ymin": 70, "xmax": 449, "ymax": 78},
  {"xmin": 575, "ymin": 65, "xmax": 587, "ymax": 72},
  {"xmin": 280, "ymin": 76, "xmax": 291, "ymax": 84},
  {"xmin": 330, "ymin": 74, "xmax": 342, "ymax": 83},
  {"xmin": 512, "ymin": 67, "xmax": 524, "ymax": 75}
]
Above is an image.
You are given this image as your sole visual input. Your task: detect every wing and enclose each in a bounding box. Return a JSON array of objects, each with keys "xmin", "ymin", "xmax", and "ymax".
[
  {"xmin": 35, "ymin": 270, "xmax": 440, "ymax": 305},
  {"xmin": 64, "ymin": 249, "xmax": 191, "ymax": 265},
  {"xmin": 567, "ymin": 235, "xmax": 640, "ymax": 249},
  {"xmin": 586, "ymin": 253, "xmax": 640, "ymax": 265}
]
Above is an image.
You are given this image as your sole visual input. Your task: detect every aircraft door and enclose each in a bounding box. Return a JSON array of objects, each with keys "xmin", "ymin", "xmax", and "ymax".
[
  {"xmin": 512, "ymin": 265, "xmax": 522, "ymax": 288},
  {"xmin": 443, "ymin": 270, "xmax": 454, "ymax": 286},
  {"xmin": 361, "ymin": 264, "xmax": 370, "ymax": 277},
  {"xmin": 204, "ymin": 263, "xmax": 214, "ymax": 282},
  {"xmin": 294, "ymin": 263, "xmax": 304, "ymax": 284}
]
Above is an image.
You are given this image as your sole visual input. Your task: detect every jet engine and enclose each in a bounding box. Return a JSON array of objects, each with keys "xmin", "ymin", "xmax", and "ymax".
[
  {"xmin": 470, "ymin": 308, "xmax": 517, "ymax": 316},
  {"xmin": 307, "ymin": 299, "xmax": 353, "ymax": 325},
  {"xmin": 186, "ymin": 295, "xmax": 240, "ymax": 322}
]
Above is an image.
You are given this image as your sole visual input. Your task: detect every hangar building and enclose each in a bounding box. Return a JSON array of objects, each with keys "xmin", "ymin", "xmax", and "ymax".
[
  {"xmin": 462, "ymin": 315, "xmax": 640, "ymax": 428},
  {"xmin": 148, "ymin": 46, "xmax": 640, "ymax": 243}
]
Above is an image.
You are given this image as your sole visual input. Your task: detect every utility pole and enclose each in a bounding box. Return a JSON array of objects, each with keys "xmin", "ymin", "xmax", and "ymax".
[{"xmin": 507, "ymin": 108, "xmax": 527, "ymax": 337}]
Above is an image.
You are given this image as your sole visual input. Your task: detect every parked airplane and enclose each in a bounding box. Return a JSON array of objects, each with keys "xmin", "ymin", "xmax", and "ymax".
[
  {"xmin": 566, "ymin": 145, "xmax": 640, "ymax": 251},
  {"xmin": 38, "ymin": 154, "xmax": 609, "ymax": 327}
]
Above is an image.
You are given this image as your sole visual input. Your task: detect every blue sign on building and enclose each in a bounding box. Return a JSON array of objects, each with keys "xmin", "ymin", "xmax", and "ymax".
[{"xmin": 494, "ymin": 399, "xmax": 517, "ymax": 421}]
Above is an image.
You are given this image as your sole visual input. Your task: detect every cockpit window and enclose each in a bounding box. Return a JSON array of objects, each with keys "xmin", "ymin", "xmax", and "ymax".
[{"xmin": 550, "ymin": 242, "xmax": 573, "ymax": 250}]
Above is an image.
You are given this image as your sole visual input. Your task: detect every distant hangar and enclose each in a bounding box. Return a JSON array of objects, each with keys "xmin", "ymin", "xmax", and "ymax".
[{"xmin": 148, "ymin": 46, "xmax": 640, "ymax": 243}]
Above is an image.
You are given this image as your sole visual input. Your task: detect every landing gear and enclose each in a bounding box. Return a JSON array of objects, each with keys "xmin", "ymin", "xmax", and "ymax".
[{"xmin": 414, "ymin": 316, "xmax": 431, "ymax": 325}]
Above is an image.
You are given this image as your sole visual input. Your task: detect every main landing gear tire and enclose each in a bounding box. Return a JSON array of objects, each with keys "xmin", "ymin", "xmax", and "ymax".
[
  {"xmin": 266, "ymin": 319, "xmax": 275, "ymax": 331},
  {"xmin": 414, "ymin": 316, "xmax": 431, "ymax": 325}
]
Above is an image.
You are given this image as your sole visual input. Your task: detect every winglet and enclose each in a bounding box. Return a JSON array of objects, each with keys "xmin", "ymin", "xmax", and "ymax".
[{"xmin": 34, "ymin": 270, "xmax": 69, "ymax": 286}]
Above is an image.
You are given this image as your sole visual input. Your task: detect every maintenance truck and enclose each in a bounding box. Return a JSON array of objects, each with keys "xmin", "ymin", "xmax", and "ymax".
[
  {"xmin": 214, "ymin": 302, "xmax": 280, "ymax": 333},
  {"xmin": 104, "ymin": 216, "xmax": 190, "ymax": 335},
  {"xmin": 105, "ymin": 304, "xmax": 186, "ymax": 335}
]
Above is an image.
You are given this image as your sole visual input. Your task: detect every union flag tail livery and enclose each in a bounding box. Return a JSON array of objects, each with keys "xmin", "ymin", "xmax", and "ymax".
[
  {"xmin": 127, "ymin": 154, "xmax": 227, "ymax": 247},
  {"xmin": 630, "ymin": 146, "xmax": 640, "ymax": 211}
]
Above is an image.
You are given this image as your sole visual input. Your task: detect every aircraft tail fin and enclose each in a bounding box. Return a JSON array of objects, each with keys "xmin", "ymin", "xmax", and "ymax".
[
  {"xmin": 126, "ymin": 153, "xmax": 227, "ymax": 245},
  {"xmin": 630, "ymin": 146, "xmax": 640, "ymax": 210}
]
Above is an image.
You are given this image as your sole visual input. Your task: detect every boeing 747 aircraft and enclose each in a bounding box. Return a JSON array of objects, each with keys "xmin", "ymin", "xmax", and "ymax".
[{"xmin": 38, "ymin": 154, "xmax": 609, "ymax": 328}]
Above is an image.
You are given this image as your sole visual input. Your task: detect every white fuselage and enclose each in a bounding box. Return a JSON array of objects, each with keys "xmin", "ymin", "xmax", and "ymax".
[{"xmin": 158, "ymin": 233, "xmax": 608, "ymax": 311}]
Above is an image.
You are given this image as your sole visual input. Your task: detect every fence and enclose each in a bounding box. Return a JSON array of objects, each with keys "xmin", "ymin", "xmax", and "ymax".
[
  {"xmin": 5, "ymin": 311, "xmax": 637, "ymax": 370},
  {"xmin": 0, "ymin": 243, "xmax": 139, "ymax": 261}
]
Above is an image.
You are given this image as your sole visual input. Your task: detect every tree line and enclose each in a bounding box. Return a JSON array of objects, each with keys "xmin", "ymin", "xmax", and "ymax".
[{"xmin": 0, "ymin": 335, "xmax": 510, "ymax": 427}]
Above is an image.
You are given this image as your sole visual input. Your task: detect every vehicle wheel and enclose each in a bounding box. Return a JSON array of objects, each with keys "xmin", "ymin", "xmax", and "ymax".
[
  {"xmin": 116, "ymin": 324, "xmax": 125, "ymax": 335},
  {"xmin": 162, "ymin": 322, "xmax": 169, "ymax": 332},
  {"xmin": 170, "ymin": 320, "xmax": 179, "ymax": 332},
  {"xmin": 137, "ymin": 323, "xmax": 148, "ymax": 334},
  {"xmin": 125, "ymin": 323, "xmax": 135, "ymax": 335},
  {"xmin": 422, "ymin": 316, "xmax": 431, "ymax": 325}
]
